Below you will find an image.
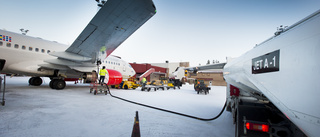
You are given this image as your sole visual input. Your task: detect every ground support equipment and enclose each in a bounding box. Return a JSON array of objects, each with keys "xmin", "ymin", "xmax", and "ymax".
[
  {"xmin": 90, "ymin": 82, "xmax": 109, "ymax": 95},
  {"xmin": 141, "ymin": 85, "xmax": 160, "ymax": 92},
  {"xmin": 194, "ymin": 79, "xmax": 211, "ymax": 95}
]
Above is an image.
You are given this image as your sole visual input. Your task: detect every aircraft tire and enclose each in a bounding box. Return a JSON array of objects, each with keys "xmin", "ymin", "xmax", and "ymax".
[
  {"xmin": 53, "ymin": 79, "xmax": 66, "ymax": 90},
  {"xmin": 29, "ymin": 77, "xmax": 42, "ymax": 86},
  {"xmin": 32, "ymin": 77, "xmax": 43, "ymax": 86},
  {"xmin": 29, "ymin": 77, "xmax": 34, "ymax": 85},
  {"xmin": 49, "ymin": 80, "xmax": 55, "ymax": 89}
]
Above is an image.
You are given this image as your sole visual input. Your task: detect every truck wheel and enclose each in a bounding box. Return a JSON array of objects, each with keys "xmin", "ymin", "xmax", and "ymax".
[
  {"xmin": 195, "ymin": 88, "xmax": 199, "ymax": 92},
  {"xmin": 94, "ymin": 90, "xmax": 97, "ymax": 95},
  {"xmin": 124, "ymin": 85, "xmax": 128, "ymax": 89}
]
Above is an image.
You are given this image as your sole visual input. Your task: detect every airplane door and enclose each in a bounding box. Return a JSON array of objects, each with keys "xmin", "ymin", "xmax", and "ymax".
[{"xmin": 0, "ymin": 59, "xmax": 5, "ymax": 71}]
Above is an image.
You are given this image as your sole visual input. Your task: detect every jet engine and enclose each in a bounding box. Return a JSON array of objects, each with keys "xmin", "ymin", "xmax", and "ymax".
[
  {"xmin": 84, "ymin": 69, "xmax": 122, "ymax": 85},
  {"xmin": 105, "ymin": 69, "xmax": 122, "ymax": 85}
]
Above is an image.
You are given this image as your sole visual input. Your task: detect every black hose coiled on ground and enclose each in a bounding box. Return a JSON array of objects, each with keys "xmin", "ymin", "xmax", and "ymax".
[{"xmin": 108, "ymin": 90, "xmax": 227, "ymax": 121}]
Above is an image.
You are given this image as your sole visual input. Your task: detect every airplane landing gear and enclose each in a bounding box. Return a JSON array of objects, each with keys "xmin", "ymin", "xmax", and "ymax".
[
  {"xmin": 49, "ymin": 79, "xmax": 66, "ymax": 90},
  {"xmin": 29, "ymin": 77, "xmax": 43, "ymax": 86}
]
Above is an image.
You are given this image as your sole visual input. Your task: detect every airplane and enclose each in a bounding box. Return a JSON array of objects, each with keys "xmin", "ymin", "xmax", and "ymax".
[{"xmin": 0, "ymin": 0, "xmax": 156, "ymax": 90}]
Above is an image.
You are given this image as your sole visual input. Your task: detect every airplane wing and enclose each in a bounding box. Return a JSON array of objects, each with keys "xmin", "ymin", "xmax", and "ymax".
[
  {"xmin": 185, "ymin": 63, "xmax": 226, "ymax": 73},
  {"xmin": 46, "ymin": 0, "xmax": 156, "ymax": 71}
]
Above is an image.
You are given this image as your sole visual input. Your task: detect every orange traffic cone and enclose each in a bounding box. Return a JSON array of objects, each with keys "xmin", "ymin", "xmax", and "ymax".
[{"xmin": 131, "ymin": 111, "xmax": 140, "ymax": 137}]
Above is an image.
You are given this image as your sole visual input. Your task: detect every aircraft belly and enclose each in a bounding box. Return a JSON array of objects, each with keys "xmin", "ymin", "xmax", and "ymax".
[
  {"xmin": 0, "ymin": 47, "xmax": 55, "ymax": 75},
  {"xmin": 7, "ymin": 61, "xmax": 54, "ymax": 76}
]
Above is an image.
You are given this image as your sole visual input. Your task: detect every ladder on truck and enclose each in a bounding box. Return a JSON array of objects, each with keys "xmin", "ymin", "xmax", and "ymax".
[{"xmin": 139, "ymin": 68, "xmax": 155, "ymax": 82}]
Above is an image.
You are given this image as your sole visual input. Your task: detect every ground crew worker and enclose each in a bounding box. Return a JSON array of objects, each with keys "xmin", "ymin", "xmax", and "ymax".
[
  {"xmin": 141, "ymin": 77, "xmax": 147, "ymax": 87},
  {"xmin": 99, "ymin": 66, "xmax": 108, "ymax": 85}
]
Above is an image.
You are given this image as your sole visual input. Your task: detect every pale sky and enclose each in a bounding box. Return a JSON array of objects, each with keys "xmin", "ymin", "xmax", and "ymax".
[{"xmin": 1, "ymin": 0, "xmax": 319, "ymax": 66}]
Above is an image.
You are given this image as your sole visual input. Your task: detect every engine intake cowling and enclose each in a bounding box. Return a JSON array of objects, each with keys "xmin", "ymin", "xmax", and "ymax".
[{"xmin": 106, "ymin": 69, "xmax": 122, "ymax": 85}]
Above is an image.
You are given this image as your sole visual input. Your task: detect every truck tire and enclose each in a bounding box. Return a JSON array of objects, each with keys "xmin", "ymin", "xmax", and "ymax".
[{"xmin": 94, "ymin": 90, "xmax": 97, "ymax": 95}]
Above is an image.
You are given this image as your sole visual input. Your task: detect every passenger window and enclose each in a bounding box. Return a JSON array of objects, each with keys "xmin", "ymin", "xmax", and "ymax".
[
  {"xmin": 22, "ymin": 45, "xmax": 26, "ymax": 50},
  {"xmin": 29, "ymin": 47, "xmax": 33, "ymax": 51},
  {"xmin": 6, "ymin": 43, "xmax": 11, "ymax": 47},
  {"xmin": 41, "ymin": 49, "xmax": 45, "ymax": 53},
  {"xmin": 35, "ymin": 48, "xmax": 39, "ymax": 52},
  {"xmin": 14, "ymin": 44, "xmax": 19, "ymax": 49},
  {"xmin": 0, "ymin": 41, "xmax": 3, "ymax": 46},
  {"xmin": 47, "ymin": 50, "xmax": 51, "ymax": 53}
]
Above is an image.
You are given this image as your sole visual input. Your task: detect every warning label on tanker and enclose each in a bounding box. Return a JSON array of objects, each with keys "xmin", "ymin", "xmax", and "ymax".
[{"xmin": 252, "ymin": 50, "xmax": 280, "ymax": 74}]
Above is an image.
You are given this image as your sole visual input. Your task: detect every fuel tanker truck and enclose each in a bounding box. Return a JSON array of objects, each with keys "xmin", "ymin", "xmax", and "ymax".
[
  {"xmin": 223, "ymin": 9, "xmax": 320, "ymax": 137},
  {"xmin": 187, "ymin": 9, "xmax": 320, "ymax": 137}
]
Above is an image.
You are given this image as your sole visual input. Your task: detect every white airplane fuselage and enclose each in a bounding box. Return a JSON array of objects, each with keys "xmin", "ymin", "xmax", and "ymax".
[{"xmin": 0, "ymin": 29, "xmax": 135, "ymax": 82}]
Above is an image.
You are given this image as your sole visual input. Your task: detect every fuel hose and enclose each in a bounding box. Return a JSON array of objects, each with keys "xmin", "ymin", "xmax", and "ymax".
[{"xmin": 108, "ymin": 90, "xmax": 227, "ymax": 121}]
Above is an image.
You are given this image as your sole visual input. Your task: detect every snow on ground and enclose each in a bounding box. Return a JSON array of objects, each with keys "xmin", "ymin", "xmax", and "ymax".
[{"xmin": 0, "ymin": 77, "xmax": 234, "ymax": 137}]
